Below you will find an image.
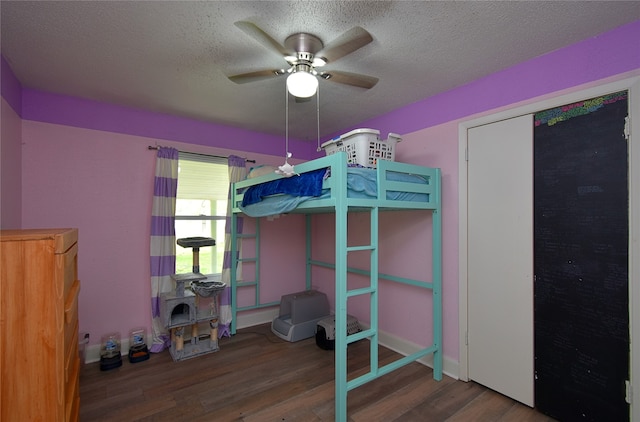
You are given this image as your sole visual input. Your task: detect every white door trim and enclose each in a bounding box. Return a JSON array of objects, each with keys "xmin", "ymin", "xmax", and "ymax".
[{"xmin": 458, "ymin": 75, "xmax": 640, "ymax": 417}]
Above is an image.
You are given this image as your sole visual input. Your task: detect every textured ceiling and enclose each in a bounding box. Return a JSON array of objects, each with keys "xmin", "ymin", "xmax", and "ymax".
[{"xmin": 2, "ymin": 1, "xmax": 639, "ymax": 141}]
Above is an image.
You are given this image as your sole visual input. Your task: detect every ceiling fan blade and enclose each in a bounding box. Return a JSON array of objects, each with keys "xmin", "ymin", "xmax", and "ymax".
[
  {"xmin": 315, "ymin": 27, "xmax": 373, "ymax": 64},
  {"xmin": 234, "ymin": 21, "xmax": 294, "ymax": 58},
  {"xmin": 228, "ymin": 69, "xmax": 284, "ymax": 84},
  {"xmin": 320, "ymin": 70, "xmax": 379, "ymax": 89}
]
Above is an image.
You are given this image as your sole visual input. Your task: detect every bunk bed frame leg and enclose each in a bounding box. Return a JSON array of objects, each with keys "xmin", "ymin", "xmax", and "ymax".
[
  {"xmin": 433, "ymin": 185, "xmax": 443, "ymax": 381},
  {"xmin": 306, "ymin": 215, "xmax": 312, "ymax": 291},
  {"xmin": 230, "ymin": 212, "xmax": 238, "ymax": 336},
  {"xmin": 369, "ymin": 207, "xmax": 380, "ymax": 389},
  {"xmin": 335, "ymin": 164, "xmax": 349, "ymax": 422}
]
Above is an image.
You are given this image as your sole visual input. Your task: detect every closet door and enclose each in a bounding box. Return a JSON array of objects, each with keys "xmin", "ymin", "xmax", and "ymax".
[{"xmin": 467, "ymin": 114, "xmax": 534, "ymax": 406}]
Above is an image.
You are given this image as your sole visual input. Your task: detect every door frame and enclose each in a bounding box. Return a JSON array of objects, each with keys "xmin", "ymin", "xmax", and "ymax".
[{"xmin": 458, "ymin": 75, "xmax": 640, "ymax": 416}]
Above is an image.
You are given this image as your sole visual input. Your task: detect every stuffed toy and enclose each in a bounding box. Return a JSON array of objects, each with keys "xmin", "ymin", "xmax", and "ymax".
[{"xmin": 275, "ymin": 152, "xmax": 299, "ymax": 177}]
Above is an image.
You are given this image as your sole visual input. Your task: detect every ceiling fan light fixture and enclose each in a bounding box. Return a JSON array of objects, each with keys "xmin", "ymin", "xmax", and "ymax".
[{"xmin": 286, "ymin": 70, "xmax": 318, "ymax": 98}]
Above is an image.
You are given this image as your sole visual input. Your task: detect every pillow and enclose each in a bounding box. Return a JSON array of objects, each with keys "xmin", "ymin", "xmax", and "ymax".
[{"xmin": 247, "ymin": 165, "xmax": 277, "ymax": 179}]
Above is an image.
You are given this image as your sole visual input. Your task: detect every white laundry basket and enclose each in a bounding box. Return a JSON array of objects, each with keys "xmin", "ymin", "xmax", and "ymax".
[{"xmin": 321, "ymin": 128, "xmax": 402, "ymax": 168}]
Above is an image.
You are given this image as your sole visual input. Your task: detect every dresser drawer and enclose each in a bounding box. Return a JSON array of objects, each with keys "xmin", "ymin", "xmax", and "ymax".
[
  {"xmin": 65, "ymin": 354, "xmax": 80, "ymax": 422},
  {"xmin": 65, "ymin": 279, "xmax": 80, "ymax": 325},
  {"xmin": 65, "ymin": 323, "xmax": 79, "ymax": 383},
  {"xmin": 61, "ymin": 243, "xmax": 78, "ymax": 298},
  {"xmin": 64, "ymin": 280, "xmax": 80, "ymax": 367}
]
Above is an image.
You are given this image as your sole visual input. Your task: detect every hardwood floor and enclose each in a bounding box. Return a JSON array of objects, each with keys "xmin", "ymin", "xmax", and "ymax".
[{"xmin": 80, "ymin": 323, "xmax": 556, "ymax": 421}]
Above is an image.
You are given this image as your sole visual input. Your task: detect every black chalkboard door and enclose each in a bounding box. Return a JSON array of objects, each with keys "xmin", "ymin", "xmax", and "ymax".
[{"xmin": 534, "ymin": 92, "xmax": 629, "ymax": 421}]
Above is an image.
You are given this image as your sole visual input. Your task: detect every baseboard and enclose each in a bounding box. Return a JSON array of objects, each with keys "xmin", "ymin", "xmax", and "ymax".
[
  {"xmin": 360, "ymin": 322, "xmax": 460, "ymax": 380},
  {"xmin": 236, "ymin": 307, "xmax": 279, "ymax": 330},
  {"xmin": 85, "ymin": 344, "xmax": 101, "ymax": 364}
]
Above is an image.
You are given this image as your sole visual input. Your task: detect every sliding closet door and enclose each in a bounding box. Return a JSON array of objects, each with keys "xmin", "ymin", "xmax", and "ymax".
[
  {"xmin": 534, "ymin": 92, "xmax": 629, "ymax": 420},
  {"xmin": 467, "ymin": 114, "xmax": 534, "ymax": 406}
]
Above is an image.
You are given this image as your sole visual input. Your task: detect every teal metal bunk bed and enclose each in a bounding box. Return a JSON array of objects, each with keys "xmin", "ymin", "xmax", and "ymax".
[{"xmin": 229, "ymin": 151, "xmax": 442, "ymax": 421}]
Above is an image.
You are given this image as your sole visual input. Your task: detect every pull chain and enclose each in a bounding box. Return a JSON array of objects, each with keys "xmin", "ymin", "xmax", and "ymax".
[
  {"xmin": 276, "ymin": 82, "xmax": 296, "ymax": 177},
  {"xmin": 316, "ymin": 86, "xmax": 321, "ymax": 152},
  {"xmin": 285, "ymin": 82, "xmax": 289, "ymax": 158}
]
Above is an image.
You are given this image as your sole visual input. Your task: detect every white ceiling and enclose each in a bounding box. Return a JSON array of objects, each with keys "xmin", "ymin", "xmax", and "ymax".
[{"xmin": 2, "ymin": 1, "xmax": 639, "ymax": 141}]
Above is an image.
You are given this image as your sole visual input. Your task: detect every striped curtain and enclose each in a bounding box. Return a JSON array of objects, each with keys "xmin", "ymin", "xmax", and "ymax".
[
  {"xmin": 149, "ymin": 147, "xmax": 179, "ymax": 352},
  {"xmin": 219, "ymin": 155, "xmax": 247, "ymax": 337}
]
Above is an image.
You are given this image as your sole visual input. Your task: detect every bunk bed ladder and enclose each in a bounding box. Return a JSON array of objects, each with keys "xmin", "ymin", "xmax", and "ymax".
[
  {"xmin": 230, "ymin": 217, "xmax": 280, "ymax": 335},
  {"xmin": 332, "ymin": 167, "xmax": 444, "ymax": 422},
  {"xmin": 333, "ymin": 205, "xmax": 381, "ymax": 421}
]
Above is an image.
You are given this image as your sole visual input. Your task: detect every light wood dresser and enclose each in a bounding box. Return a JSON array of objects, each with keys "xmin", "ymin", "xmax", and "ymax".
[{"xmin": 1, "ymin": 228, "xmax": 80, "ymax": 422}]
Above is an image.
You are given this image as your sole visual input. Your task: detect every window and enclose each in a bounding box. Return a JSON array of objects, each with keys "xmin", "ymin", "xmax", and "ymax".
[{"xmin": 175, "ymin": 152, "xmax": 228, "ymax": 275}]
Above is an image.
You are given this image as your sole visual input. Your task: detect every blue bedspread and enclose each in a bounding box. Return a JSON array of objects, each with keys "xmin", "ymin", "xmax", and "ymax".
[{"xmin": 241, "ymin": 168, "xmax": 327, "ymax": 206}]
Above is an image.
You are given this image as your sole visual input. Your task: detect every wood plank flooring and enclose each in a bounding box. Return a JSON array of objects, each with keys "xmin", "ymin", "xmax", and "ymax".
[{"xmin": 80, "ymin": 323, "xmax": 556, "ymax": 421}]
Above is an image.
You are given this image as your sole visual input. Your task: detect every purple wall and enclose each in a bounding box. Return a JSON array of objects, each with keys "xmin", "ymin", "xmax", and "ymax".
[
  {"xmin": 17, "ymin": 120, "xmax": 309, "ymax": 354},
  {"xmin": 20, "ymin": 88, "xmax": 313, "ymax": 159},
  {"xmin": 1, "ymin": 56, "xmax": 23, "ymax": 228},
  {"xmin": 1, "ymin": 56, "xmax": 22, "ymax": 116},
  {"xmin": 0, "ymin": 96, "xmax": 22, "ymax": 228}
]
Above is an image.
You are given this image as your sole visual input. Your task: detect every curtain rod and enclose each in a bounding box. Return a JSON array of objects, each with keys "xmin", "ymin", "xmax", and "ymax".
[{"xmin": 147, "ymin": 145, "xmax": 255, "ymax": 163}]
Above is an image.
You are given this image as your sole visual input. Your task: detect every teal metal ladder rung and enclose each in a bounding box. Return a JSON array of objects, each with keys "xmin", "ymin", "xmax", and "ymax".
[
  {"xmin": 347, "ymin": 328, "xmax": 375, "ymax": 344},
  {"xmin": 345, "ymin": 244, "xmax": 375, "ymax": 252},
  {"xmin": 347, "ymin": 344, "xmax": 440, "ymax": 392},
  {"xmin": 346, "ymin": 286, "xmax": 376, "ymax": 297}
]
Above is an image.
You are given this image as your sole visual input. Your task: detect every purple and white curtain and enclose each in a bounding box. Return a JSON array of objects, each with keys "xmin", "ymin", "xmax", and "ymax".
[
  {"xmin": 149, "ymin": 147, "xmax": 179, "ymax": 352},
  {"xmin": 219, "ymin": 155, "xmax": 247, "ymax": 337}
]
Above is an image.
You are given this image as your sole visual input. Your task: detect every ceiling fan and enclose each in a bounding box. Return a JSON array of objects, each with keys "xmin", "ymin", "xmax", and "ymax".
[{"xmin": 228, "ymin": 21, "xmax": 379, "ymax": 98}]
